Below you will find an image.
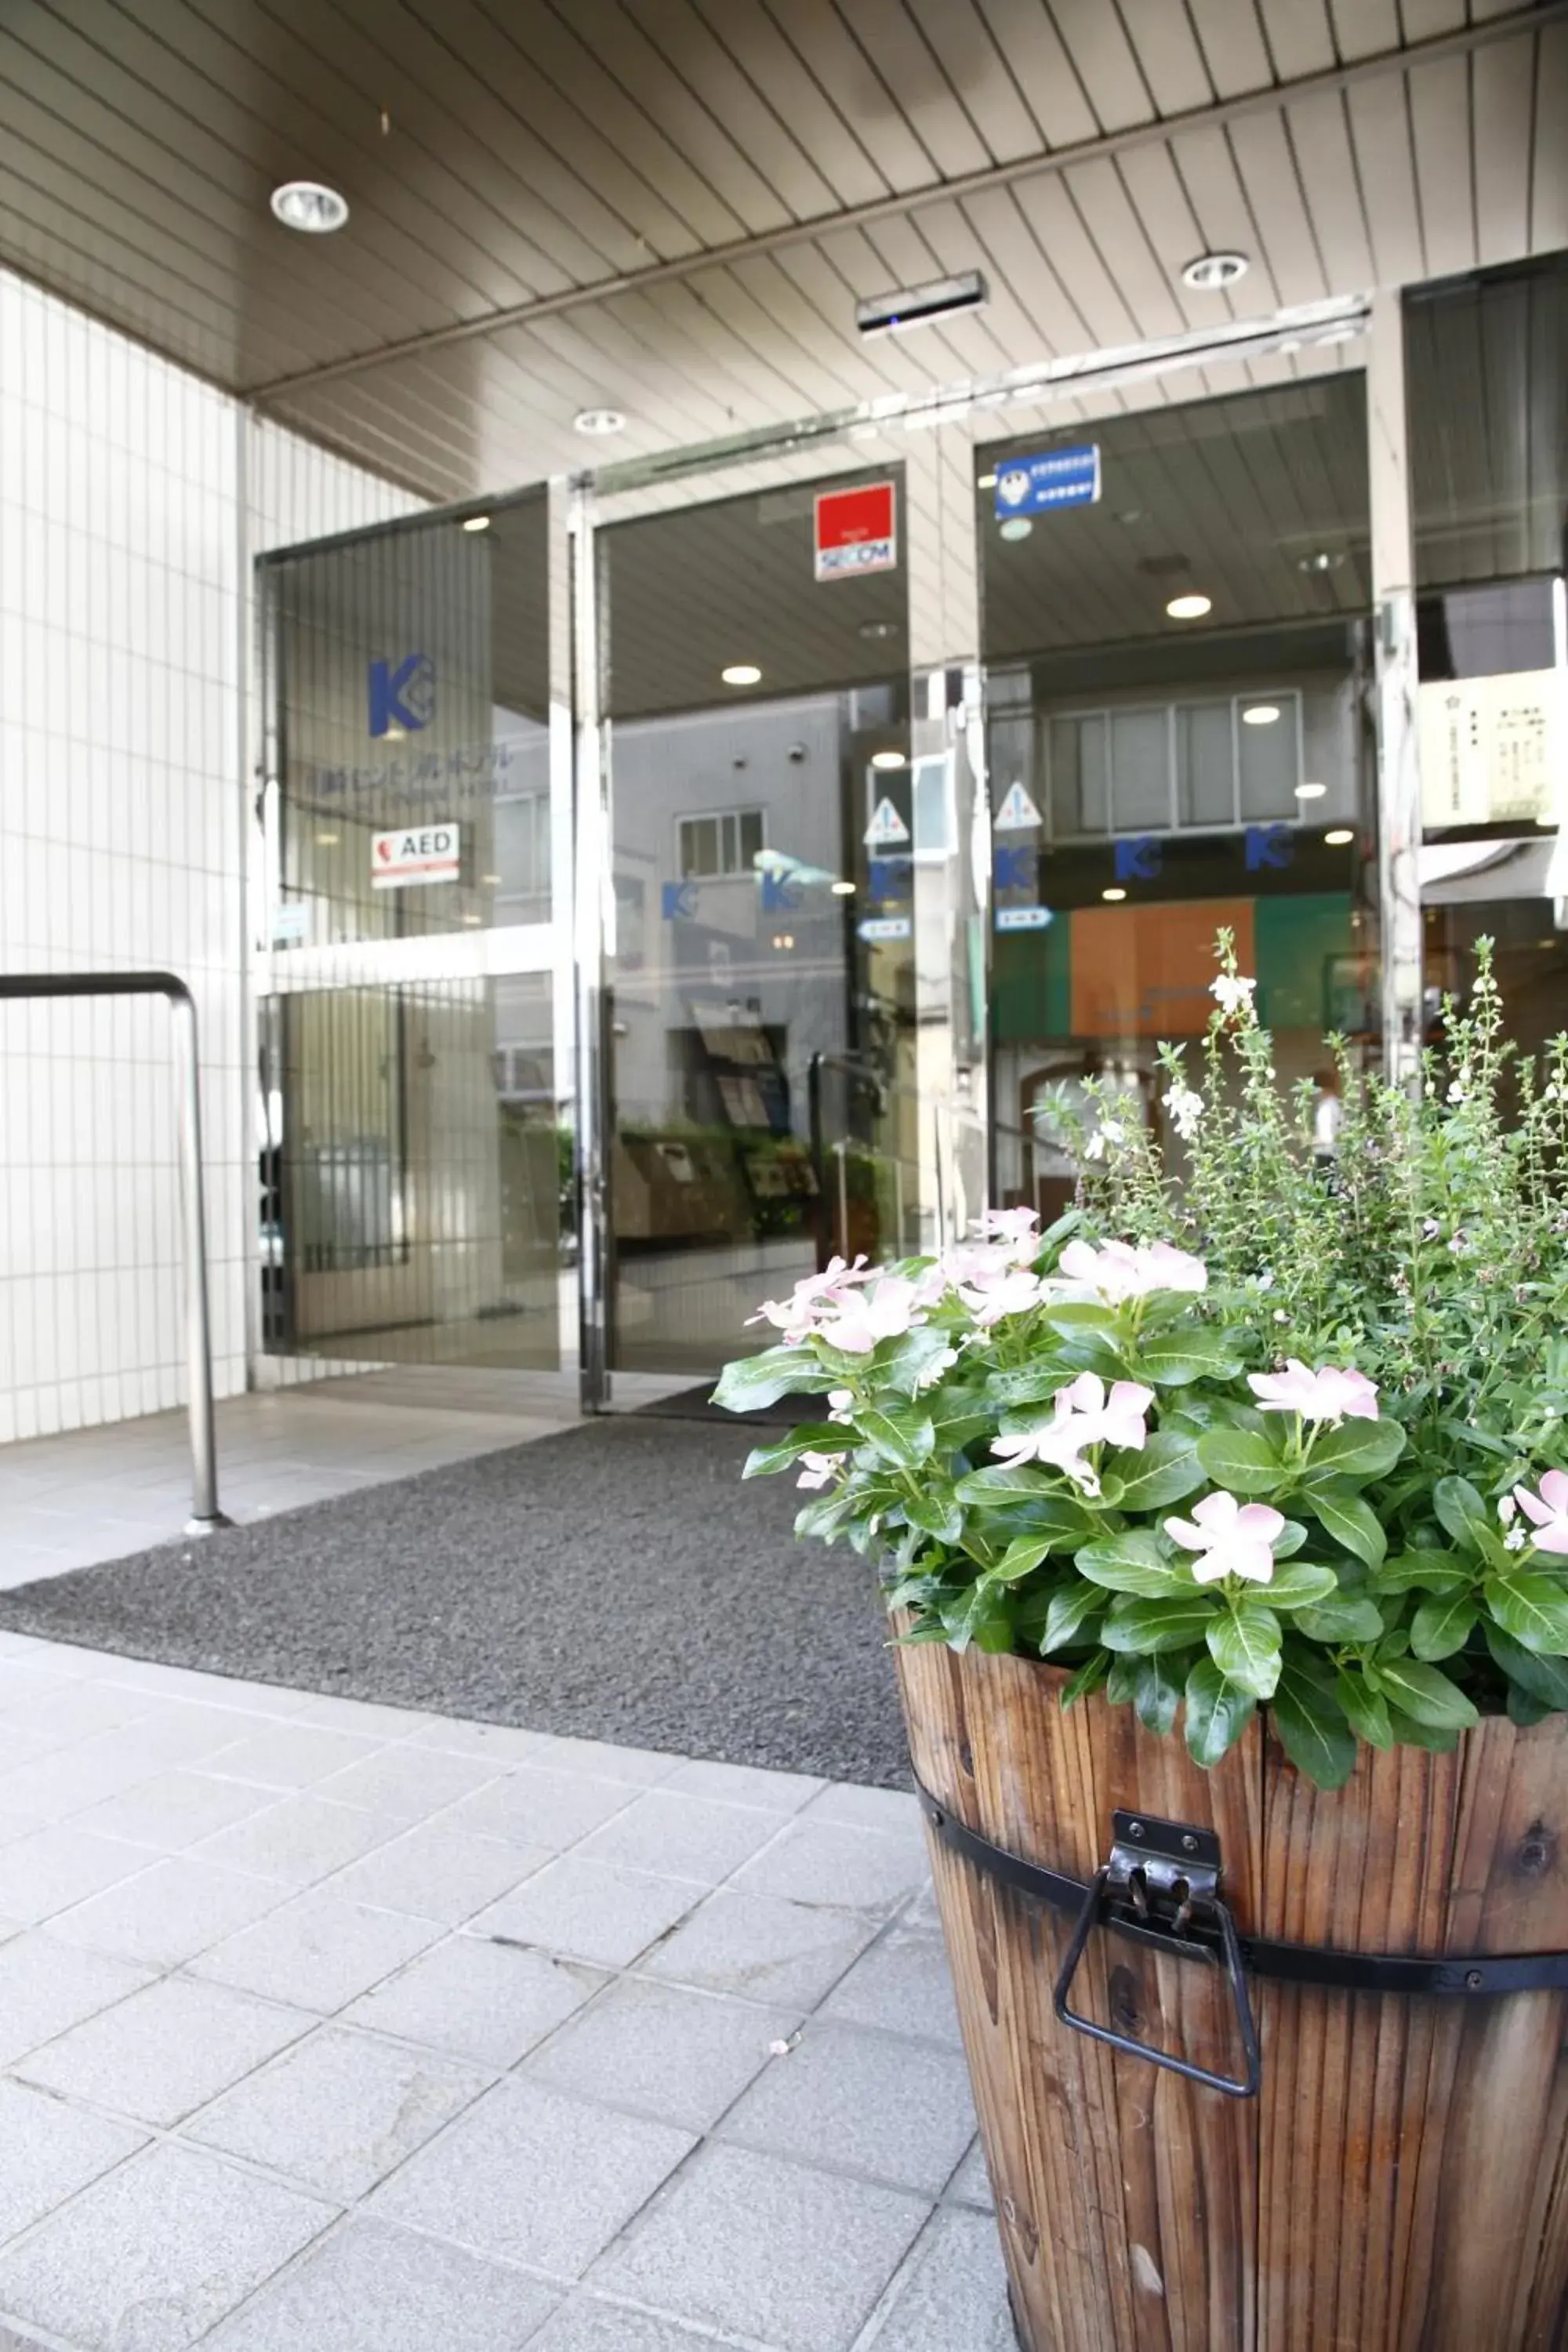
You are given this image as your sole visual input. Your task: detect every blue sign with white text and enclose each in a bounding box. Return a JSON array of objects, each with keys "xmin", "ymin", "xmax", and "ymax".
[
  {"xmin": 996, "ymin": 906, "xmax": 1054, "ymax": 932},
  {"xmin": 994, "ymin": 445, "xmax": 1101, "ymax": 517}
]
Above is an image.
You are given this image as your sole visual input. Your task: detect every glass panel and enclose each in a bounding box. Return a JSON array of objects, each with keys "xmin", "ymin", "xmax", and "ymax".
[
  {"xmin": 260, "ymin": 977, "xmax": 561, "ymax": 1368},
  {"xmin": 1238, "ymin": 694, "xmax": 1299, "ymax": 818},
  {"xmin": 601, "ymin": 468, "xmax": 912, "ymax": 1376},
  {"xmin": 1109, "ymin": 710, "xmax": 1170, "ymax": 831},
  {"xmin": 1048, "ymin": 714, "xmax": 1108, "ymax": 836},
  {"xmin": 1176, "ymin": 702, "xmax": 1234, "ymax": 827}
]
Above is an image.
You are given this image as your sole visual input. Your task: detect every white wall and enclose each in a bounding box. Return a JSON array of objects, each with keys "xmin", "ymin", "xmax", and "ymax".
[{"xmin": 0, "ymin": 267, "xmax": 419, "ymax": 1444}]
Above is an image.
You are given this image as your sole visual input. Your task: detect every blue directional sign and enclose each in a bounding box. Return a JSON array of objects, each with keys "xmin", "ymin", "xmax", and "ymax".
[
  {"xmin": 996, "ymin": 906, "xmax": 1054, "ymax": 933},
  {"xmin": 1246, "ymin": 823, "xmax": 1295, "ymax": 872},
  {"xmin": 662, "ymin": 880, "xmax": 698, "ymax": 920},
  {"xmin": 994, "ymin": 846, "xmax": 1036, "ymax": 892},
  {"xmin": 994, "ymin": 445, "xmax": 1101, "ymax": 517},
  {"xmin": 859, "ymin": 916, "xmax": 912, "ymax": 943},
  {"xmin": 1114, "ymin": 834, "xmax": 1163, "ymax": 883}
]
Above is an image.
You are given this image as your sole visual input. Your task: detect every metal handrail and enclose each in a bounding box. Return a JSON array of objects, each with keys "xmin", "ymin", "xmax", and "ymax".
[{"xmin": 0, "ymin": 973, "xmax": 230, "ymax": 1533}]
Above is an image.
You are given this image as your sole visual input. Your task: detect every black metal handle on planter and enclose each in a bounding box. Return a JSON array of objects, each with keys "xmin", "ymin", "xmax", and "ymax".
[{"xmin": 1051, "ymin": 1811, "xmax": 1261, "ymax": 2099}]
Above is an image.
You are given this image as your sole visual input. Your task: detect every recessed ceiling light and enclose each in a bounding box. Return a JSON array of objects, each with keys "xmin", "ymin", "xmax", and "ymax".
[
  {"xmin": 1298, "ymin": 550, "xmax": 1344, "ymax": 574},
  {"xmin": 858, "ymin": 619, "xmax": 898, "ymax": 642},
  {"xmin": 1166, "ymin": 593, "xmax": 1211, "ymax": 620},
  {"xmin": 314, "ymin": 832, "xmax": 339, "ymax": 847},
  {"xmin": 1324, "ymin": 828, "xmax": 1355, "ymax": 846},
  {"xmin": 1242, "ymin": 704, "xmax": 1281, "ymax": 727},
  {"xmin": 871, "ymin": 750, "xmax": 906, "ymax": 770},
  {"xmin": 1116, "ymin": 510, "xmax": 1145, "ymax": 526},
  {"xmin": 1295, "ymin": 782, "xmax": 1328, "ymax": 800},
  {"xmin": 481, "ymin": 872, "xmax": 502, "ymax": 884},
  {"xmin": 270, "ymin": 180, "xmax": 350, "ymax": 234},
  {"xmin": 1102, "ymin": 887, "xmax": 1127, "ymax": 902},
  {"xmin": 1181, "ymin": 251, "xmax": 1248, "ymax": 292},
  {"xmin": 461, "ymin": 912, "xmax": 484, "ymax": 925},
  {"xmin": 1000, "ymin": 517, "xmax": 1033, "ymax": 543},
  {"xmin": 831, "ymin": 880, "xmax": 857, "ymax": 896},
  {"xmin": 721, "ymin": 664, "xmax": 761, "ymax": 688},
  {"xmin": 462, "ymin": 514, "xmax": 491, "ymax": 533},
  {"xmin": 574, "ymin": 407, "xmax": 627, "ymax": 437}
]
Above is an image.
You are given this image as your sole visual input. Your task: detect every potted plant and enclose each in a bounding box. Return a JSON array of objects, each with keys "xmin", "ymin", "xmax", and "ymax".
[{"xmin": 716, "ymin": 939, "xmax": 1568, "ymax": 2352}]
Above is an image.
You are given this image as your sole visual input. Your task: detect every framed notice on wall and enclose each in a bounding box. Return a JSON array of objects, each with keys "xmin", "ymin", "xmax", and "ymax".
[{"xmin": 1418, "ymin": 670, "xmax": 1563, "ymax": 829}]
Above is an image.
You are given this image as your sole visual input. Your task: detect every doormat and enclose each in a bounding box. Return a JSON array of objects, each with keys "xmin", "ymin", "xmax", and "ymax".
[{"xmin": 0, "ymin": 1418, "xmax": 908, "ymax": 1787}]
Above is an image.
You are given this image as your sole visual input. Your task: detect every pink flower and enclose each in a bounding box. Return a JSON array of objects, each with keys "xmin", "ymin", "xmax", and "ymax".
[
  {"xmin": 1248, "ymin": 1360, "xmax": 1379, "ymax": 1425},
  {"xmin": 1164, "ymin": 1490, "xmax": 1284, "ymax": 1584},
  {"xmin": 973, "ymin": 1207, "xmax": 1041, "ymax": 1262},
  {"xmin": 815, "ymin": 1275, "xmax": 926, "ymax": 1355},
  {"xmin": 959, "ymin": 1269, "xmax": 1047, "ymax": 1327},
  {"xmin": 748, "ymin": 1256, "xmax": 872, "ymax": 1342},
  {"xmin": 1058, "ymin": 1237, "xmax": 1208, "ymax": 1305},
  {"xmin": 1514, "ymin": 1471, "xmax": 1568, "ymax": 1555},
  {"xmin": 990, "ymin": 1373, "xmax": 1154, "ymax": 1494},
  {"xmin": 796, "ymin": 1450, "xmax": 845, "ymax": 1490}
]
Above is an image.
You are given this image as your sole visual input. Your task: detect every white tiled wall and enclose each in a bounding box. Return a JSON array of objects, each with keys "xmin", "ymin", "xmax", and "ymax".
[{"xmin": 0, "ymin": 267, "xmax": 419, "ymax": 1445}]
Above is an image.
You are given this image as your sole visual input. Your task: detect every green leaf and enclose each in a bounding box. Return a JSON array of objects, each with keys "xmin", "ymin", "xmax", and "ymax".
[
  {"xmin": 1102, "ymin": 1594, "xmax": 1218, "ymax": 1655},
  {"xmin": 1306, "ymin": 1418, "xmax": 1407, "ymax": 1480},
  {"xmin": 1382, "ymin": 1706, "xmax": 1461, "ymax": 1754},
  {"xmin": 988, "ymin": 1534, "xmax": 1054, "ymax": 1584},
  {"xmin": 1042, "ymin": 1301, "xmax": 1118, "ymax": 1333},
  {"xmin": 1410, "ymin": 1594, "xmax": 1479, "ymax": 1662},
  {"xmin": 1508, "ymin": 1683, "xmax": 1555, "ymax": 1727},
  {"xmin": 1105, "ymin": 1655, "xmax": 1142, "ymax": 1706},
  {"xmin": 1483, "ymin": 1571, "xmax": 1568, "ymax": 1657},
  {"xmin": 1374, "ymin": 1552, "xmax": 1473, "ymax": 1596},
  {"xmin": 742, "ymin": 1426, "xmax": 849, "ymax": 1478},
  {"xmin": 711, "ymin": 1348, "xmax": 829, "ymax": 1411},
  {"xmin": 1099, "ymin": 1434, "xmax": 1206, "ymax": 1512},
  {"xmin": 793, "ymin": 1488, "xmax": 859, "ymax": 1542},
  {"xmin": 1134, "ymin": 1327, "xmax": 1244, "ymax": 1387},
  {"xmin": 985, "ymin": 1366, "xmax": 1071, "ymax": 1406},
  {"xmin": 1372, "ymin": 1657, "xmax": 1479, "ymax": 1731},
  {"xmin": 857, "ymin": 1406, "xmax": 935, "ymax": 1470},
  {"xmin": 1040, "ymin": 1581, "xmax": 1105, "ymax": 1655},
  {"xmin": 1484, "ymin": 1623, "xmax": 1568, "ymax": 1709},
  {"xmin": 1294, "ymin": 1594, "xmax": 1387, "ymax": 1642},
  {"xmin": 1061, "ymin": 1648, "xmax": 1111, "ymax": 1708},
  {"xmin": 1207, "ymin": 1605, "xmax": 1283, "ymax": 1700},
  {"xmin": 1335, "ymin": 1668, "xmax": 1394, "ymax": 1749},
  {"xmin": 1433, "ymin": 1475, "xmax": 1491, "ymax": 1555},
  {"xmin": 927, "ymin": 1407, "xmax": 996, "ymax": 1452},
  {"xmin": 901, "ymin": 1490, "xmax": 964, "ymax": 1544},
  {"xmin": 1260, "ymin": 1560, "xmax": 1340, "ymax": 1611},
  {"xmin": 1133, "ymin": 1654, "xmax": 1185, "ymax": 1736},
  {"xmin": 1073, "ymin": 1531, "xmax": 1184, "ymax": 1599},
  {"xmin": 1183, "ymin": 1656, "xmax": 1257, "ymax": 1768},
  {"xmin": 1194, "ymin": 1428, "xmax": 1286, "ymax": 1497},
  {"xmin": 1270, "ymin": 1653, "xmax": 1358, "ymax": 1789},
  {"xmin": 1272, "ymin": 1519, "xmax": 1310, "ymax": 1559},
  {"xmin": 1302, "ymin": 1479, "xmax": 1387, "ymax": 1568},
  {"xmin": 955, "ymin": 1465, "xmax": 1067, "ymax": 1504},
  {"xmin": 877, "ymin": 1326, "xmax": 963, "ymax": 1399}
]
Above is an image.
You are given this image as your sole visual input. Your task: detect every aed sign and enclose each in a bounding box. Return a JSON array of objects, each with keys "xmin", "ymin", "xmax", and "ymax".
[
  {"xmin": 815, "ymin": 481, "xmax": 897, "ymax": 582},
  {"xmin": 372, "ymin": 821, "xmax": 461, "ymax": 890}
]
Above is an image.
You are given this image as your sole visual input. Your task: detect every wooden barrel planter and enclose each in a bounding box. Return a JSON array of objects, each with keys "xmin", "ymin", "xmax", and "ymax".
[{"xmin": 895, "ymin": 1632, "xmax": 1568, "ymax": 2352}]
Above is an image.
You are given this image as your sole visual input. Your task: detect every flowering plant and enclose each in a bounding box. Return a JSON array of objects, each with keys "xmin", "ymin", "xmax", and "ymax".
[{"xmin": 714, "ymin": 939, "xmax": 1568, "ymax": 1788}]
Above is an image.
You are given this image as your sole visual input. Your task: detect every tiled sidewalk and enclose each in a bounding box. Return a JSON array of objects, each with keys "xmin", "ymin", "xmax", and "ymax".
[{"xmin": 0, "ymin": 1631, "xmax": 1013, "ymax": 2351}]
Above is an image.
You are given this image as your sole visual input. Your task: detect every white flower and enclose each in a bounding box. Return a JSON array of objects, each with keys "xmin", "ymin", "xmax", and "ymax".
[
  {"xmin": 747, "ymin": 1255, "xmax": 873, "ymax": 1342},
  {"xmin": 826, "ymin": 1388, "xmax": 855, "ymax": 1424},
  {"xmin": 1498, "ymin": 1494, "xmax": 1518, "ymax": 1526},
  {"xmin": 1163, "ymin": 1083, "xmax": 1204, "ymax": 1141},
  {"xmin": 1164, "ymin": 1490, "xmax": 1284, "ymax": 1584},
  {"xmin": 1058, "ymin": 1237, "xmax": 1208, "ymax": 1305},
  {"xmin": 1210, "ymin": 974, "xmax": 1257, "ymax": 1018},
  {"xmin": 1422, "ymin": 1218, "xmax": 1443, "ymax": 1241},
  {"xmin": 990, "ymin": 1373, "xmax": 1154, "ymax": 1494},
  {"xmin": 958, "ymin": 1269, "xmax": 1047, "ymax": 1328},
  {"xmin": 796, "ymin": 1450, "xmax": 845, "ymax": 1490},
  {"xmin": 1447, "ymin": 1080, "xmax": 1468, "ymax": 1105},
  {"xmin": 914, "ymin": 1348, "xmax": 960, "ymax": 1391},
  {"xmin": 1273, "ymin": 1308, "xmax": 1287, "ymax": 1324},
  {"xmin": 1082, "ymin": 1116, "xmax": 1126, "ymax": 1163},
  {"xmin": 973, "ymin": 1206, "xmax": 1040, "ymax": 1257},
  {"xmin": 1248, "ymin": 1359, "xmax": 1379, "ymax": 1424},
  {"xmin": 814, "ymin": 1275, "xmax": 926, "ymax": 1355},
  {"xmin": 1506, "ymin": 1526, "xmax": 1528, "ymax": 1552}
]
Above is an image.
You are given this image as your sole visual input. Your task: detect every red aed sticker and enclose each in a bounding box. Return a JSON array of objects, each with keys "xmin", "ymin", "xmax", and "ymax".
[{"xmin": 814, "ymin": 481, "xmax": 897, "ymax": 583}]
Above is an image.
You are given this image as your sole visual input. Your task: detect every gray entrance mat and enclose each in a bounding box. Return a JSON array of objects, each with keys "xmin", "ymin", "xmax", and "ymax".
[{"xmin": 0, "ymin": 1419, "xmax": 909, "ymax": 1788}]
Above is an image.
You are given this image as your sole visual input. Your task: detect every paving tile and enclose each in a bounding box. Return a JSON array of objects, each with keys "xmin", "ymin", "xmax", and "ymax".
[
  {"xmin": 575, "ymin": 1790, "xmax": 783, "ymax": 1886},
  {"xmin": 590, "ymin": 2141, "xmax": 927, "ymax": 2352},
  {"xmin": 0, "ymin": 1824, "xmax": 154, "ymax": 1924},
  {"xmin": 19, "ymin": 1975, "xmax": 313, "ymax": 2126},
  {"xmin": 48, "ymin": 1857, "xmax": 286, "ymax": 1968},
  {"xmin": 719, "ymin": 2021, "xmax": 976, "ymax": 2195},
  {"xmin": 0, "ymin": 2078, "xmax": 144, "ymax": 2239},
  {"xmin": 0, "ymin": 1738, "xmax": 169, "ymax": 1824},
  {"xmin": 804, "ymin": 1783, "xmax": 920, "ymax": 1835},
  {"xmin": 70, "ymin": 1769, "xmax": 279, "ymax": 1853},
  {"xmin": 731, "ymin": 1820, "xmax": 930, "ymax": 1915},
  {"xmin": 643, "ymin": 1888, "xmax": 880, "ymax": 2009},
  {"xmin": 659, "ymin": 1758, "xmax": 826, "ymax": 1813},
  {"xmin": 0, "ymin": 1681, "xmax": 152, "ymax": 1743},
  {"xmin": 202, "ymin": 2217, "xmax": 561, "ymax": 2351},
  {"xmin": 291, "ymin": 1695, "xmax": 434, "ymax": 1740},
  {"xmin": 445, "ymin": 1767, "xmax": 637, "ymax": 1853},
  {"xmin": 186, "ymin": 2025, "xmax": 491, "ymax": 2201},
  {"xmin": 201, "ymin": 1723, "xmax": 382, "ymax": 1791},
  {"xmin": 864, "ymin": 2205, "xmax": 1015, "ymax": 2351},
  {"xmin": 191, "ymin": 1794, "xmax": 403, "ymax": 1886},
  {"xmin": 0, "ymin": 2141, "xmax": 330, "ymax": 2352},
  {"xmin": 88, "ymin": 1702, "xmax": 271, "ymax": 1769},
  {"xmin": 404, "ymin": 1718, "xmax": 550, "ymax": 1763},
  {"xmin": 328, "ymin": 1820, "xmax": 551, "ymax": 1925},
  {"xmin": 370, "ymin": 2078, "xmax": 693, "ymax": 2279},
  {"xmin": 529, "ymin": 2303, "xmax": 744, "ymax": 2352},
  {"xmin": 0, "ymin": 1932, "xmax": 151, "ymax": 2067},
  {"xmin": 191, "ymin": 1889, "xmax": 444, "ymax": 2014},
  {"xmin": 530, "ymin": 1735, "xmax": 683, "ymax": 1786},
  {"xmin": 343, "ymin": 1933, "xmax": 603, "ymax": 2067},
  {"xmin": 523, "ymin": 1976, "xmax": 798, "ymax": 2132},
  {"xmin": 308, "ymin": 1746, "xmax": 500, "ymax": 1821},
  {"xmin": 471, "ymin": 1855, "xmax": 702, "ymax": 1969},
  {"xmin": 946, "ymin": 2136, "xmax": 994, "ymax": 2212},
  {"xmin": 821, "ymin": 1926, "xmax": 964, "ymax": 2048}
]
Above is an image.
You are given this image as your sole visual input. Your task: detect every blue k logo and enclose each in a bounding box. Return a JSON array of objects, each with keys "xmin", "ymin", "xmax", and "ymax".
[
  {"xmin": 760, "ymin": 873, "xmax": 802, "ymax": 913},
  {"xmin": 368, "ymin": 653, "xmax": 435, "ymax": 737},
  {"xmin": 1245, "ymin": 824, "xmax": 1294, "ymax": 872},
  {"xmin": 662, "ymin": 881, "xmax": 698, "ymax": 920},
  {"xmin": 1114, "ymin": 835, "xmax": 1163, "ymax": 882},
  {"xmin": 994, "ymin": 846, "xmax": 1036, "ymax": 892}
]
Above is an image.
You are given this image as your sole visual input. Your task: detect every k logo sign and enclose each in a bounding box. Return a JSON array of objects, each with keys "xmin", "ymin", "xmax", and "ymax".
[{"xmin": 368, "ymin": 652, "xmax": 435, "ymax": 738}]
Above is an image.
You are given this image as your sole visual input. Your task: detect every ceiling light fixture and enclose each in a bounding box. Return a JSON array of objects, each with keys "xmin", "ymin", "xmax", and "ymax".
[
  {"xmin": 314, "ymin": 832, "xmax": 339, "ymax": 847},
  {"xmin": 856, "ymin": 270, "xmax": 988, "ymax": 337},
  {"xmin": 1295, "ymin": 782, "xmax": 1328, "ymax": 800},
  {"xmin": 1181, "ymin": 251, "xmax": 1248, "ymax": 292},
  {"xmin": 721, "ymin": 664, "xmax": 761, "ymax": 688},
  {"xmin": 831, "ymin": 880, "xmax": 856, "ymax": 896},
  {"xmin": 1000, "ymin": 517, "xmax": 1033, "ymax": 543},
  {"xmin": 462, "ymin": 514, "xmax": 491, "ymax": 533},
  {"xmin": 270, "ymin": 180, "xmax": 350, "ymax": 234},
  {"xmin": 870, "ymin": 750, "xmax": 906, "ymax": 771},
  {"xmin": 1166, "ymin": 593, "xmax": 1211, "ymax": 620},
  {"xmin": 1242, "ymin": 705, "xmax": 1281, "ymax": 727},
  {"xmin": 574, "ymin": 407, "xmax": 627, "ymax": 437},
  {"xmin": 1324, "ymin": 828, "xmax": 1355, "ymax": 846},
  {"xmin": 1102, "ymin": 887, "xmax": 1127, "ymax": 902},
  {"xmin": 1298, "ymin": 550, "xmax": 1345, "ymax": 574},
  {"xmin": 858, "ymin": 619, "xmax": 898, "ymax": 643}
]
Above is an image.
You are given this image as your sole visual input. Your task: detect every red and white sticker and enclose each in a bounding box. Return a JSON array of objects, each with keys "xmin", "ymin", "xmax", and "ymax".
[
  {"xmin": 372, "ymin": 821, "xmax": 461, "ymax": 889},
  {"xmin": 814, "ymin": 481, "xmax": 897, "ymax": 582}
]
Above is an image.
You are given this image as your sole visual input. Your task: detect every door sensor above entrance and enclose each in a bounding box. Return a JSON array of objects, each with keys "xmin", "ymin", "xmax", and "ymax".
[{"xmin": 856, "ymin": 272, "xmax": 988, "ymax": 337}]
